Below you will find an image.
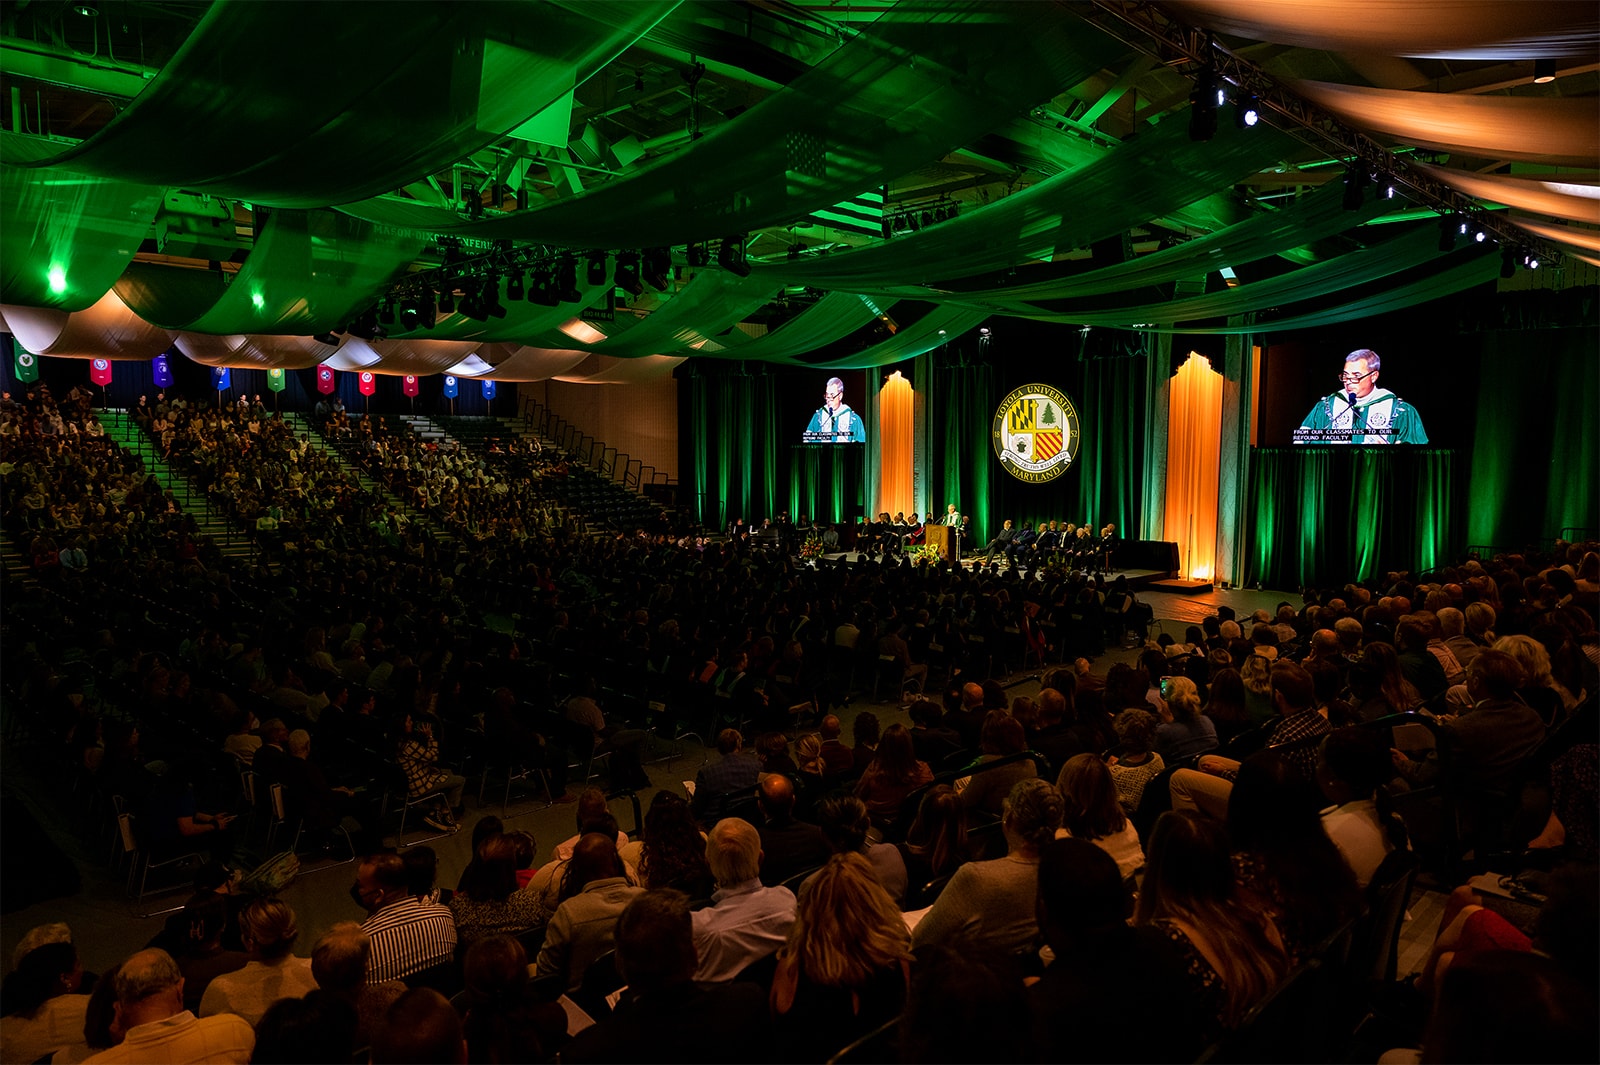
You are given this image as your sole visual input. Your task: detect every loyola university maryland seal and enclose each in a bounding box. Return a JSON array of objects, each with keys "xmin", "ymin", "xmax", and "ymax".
[{"xmin": 992, "ymin": 383, "xmax": 1081, "ymax": 484}]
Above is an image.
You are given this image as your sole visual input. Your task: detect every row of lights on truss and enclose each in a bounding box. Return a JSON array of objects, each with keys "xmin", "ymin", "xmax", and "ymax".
[
  {"xmin": 883, "ymin": 200, "xmax": 961, "ymax": 236},
  {"xmin": 312, "ymin": 236, "xmax": 751, "ymax": 345}
]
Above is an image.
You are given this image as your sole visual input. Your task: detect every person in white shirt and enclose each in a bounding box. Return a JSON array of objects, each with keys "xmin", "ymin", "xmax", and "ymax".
[
  {"xmin": 1316, "ymin": 728, "xmax": 1402, "ymax": 889},
  {"xmin": 692, "ymin": 818, "xmax": 797, "ymax": 982}
]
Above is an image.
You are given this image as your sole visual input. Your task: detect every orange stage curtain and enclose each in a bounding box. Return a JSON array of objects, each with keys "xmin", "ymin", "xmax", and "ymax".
[
  {"xmin": 1165, "ymin": 353, "xmax": 1223, "ymax": 580},
  {"xmin": 877, "ymin": 370, "xmax": 915, "ymax": 519}
]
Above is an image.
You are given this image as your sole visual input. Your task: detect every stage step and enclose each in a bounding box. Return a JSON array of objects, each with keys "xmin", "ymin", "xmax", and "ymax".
[{"xmin": 1148, "ymin": 578, "xmax": 1215, "ymax": 596}]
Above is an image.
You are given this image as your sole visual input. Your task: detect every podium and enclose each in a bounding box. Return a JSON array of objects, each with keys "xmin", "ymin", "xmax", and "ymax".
[{"xmin": 925, "ymin": 524, "xmax": 959, "ymax": 562}]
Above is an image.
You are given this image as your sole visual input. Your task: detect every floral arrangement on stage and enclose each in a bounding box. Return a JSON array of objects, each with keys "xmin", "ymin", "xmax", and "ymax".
[
  {"xmin": 910, "ymin": 543, "xmax": 943, "ymax": 567},
  {"xmin": 798, "ymin": 534, "xmax": 825, "ymax": 560}
]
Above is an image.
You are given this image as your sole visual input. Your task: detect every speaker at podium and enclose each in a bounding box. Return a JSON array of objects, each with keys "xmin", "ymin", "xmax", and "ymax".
[{"xmin": 925, "ymin": 524, "xmax": 958, "ymax": 563}]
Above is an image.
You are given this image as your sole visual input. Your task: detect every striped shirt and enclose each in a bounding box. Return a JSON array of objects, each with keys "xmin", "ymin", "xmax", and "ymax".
[{"xmin": 362, "ymin": 896, "xmax": 458, "ymax": 982}]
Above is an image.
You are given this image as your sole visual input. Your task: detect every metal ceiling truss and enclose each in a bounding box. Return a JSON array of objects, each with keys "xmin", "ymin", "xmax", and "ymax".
[{"xmin": 1086, "ymin": 0, "xmax": 1565, "ymax": 265}]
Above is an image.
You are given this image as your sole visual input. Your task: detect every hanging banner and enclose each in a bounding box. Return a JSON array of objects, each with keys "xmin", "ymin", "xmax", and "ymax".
[
  {"xmin": 213, "ymin": 366, "xmax": 231, "ymax": 391},
  {"xmin": 90, "ymin": 357, "xmax": 113, "ymax": 386},
  {"xmin": 442, "ymin": 374, "xmax": 459, "ymax": 399},
  {"xmin": 317, "ymin": 365, "xmax": 336, "ymax": 394},
  {"xmin": 358, "ymin": 371, "xmax": 377, "ymax": 396},
  {"xmin": 266, "ymin": 368, "xmax": 286, "ymax": 393},
  {"xmin": 482, "ymin": 379, "xmax": 497, "ymax": 400},
  {"xmin": 402, "ymin": 375, "xmax": 419, "ymax": 397},
  {"xmin": 152, "ymin": 353, "xmax": 175, "ymax": 389},
  {"xmin": 13, "ymin": 341, "xmax": 39, "ymax": 384}
]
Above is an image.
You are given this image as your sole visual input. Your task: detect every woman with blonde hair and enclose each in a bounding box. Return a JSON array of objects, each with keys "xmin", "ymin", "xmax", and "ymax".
[
  {"xmin": 1494, "ymin": 633, "xmax": 1578, "ymax": 723},
  {"xmin": 771, "ymin": 851, "xmax": 913, "ymax": 1061},
  {"xmin": 1239, "ymin": 653, "xmax": 1276, "ymax": 725},
  {"xmin": 1135, "ymin": 811, "xmax": 1288, "ymax": 1033},
  {"xmin": 1155, "ymin": 675, "xmax": 1218, "ymax": 763},
  {"xmin": 198, "ymin": 897, "xmax": 318, "ymax": 1026}
]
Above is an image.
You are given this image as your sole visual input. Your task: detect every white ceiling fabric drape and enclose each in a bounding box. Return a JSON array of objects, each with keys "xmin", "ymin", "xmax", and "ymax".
[
  {"xmin": 1415, "ymin": 163, "xmax": 1600, "ymax": 224},
  {"xmin": 3, "ymin": 289, "xmax": 173, "ymax": 359}
]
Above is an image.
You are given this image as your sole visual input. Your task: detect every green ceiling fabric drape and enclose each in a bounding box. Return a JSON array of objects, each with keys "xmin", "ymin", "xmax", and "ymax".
[
  {"xmin": 335, "ymin": 2, "xmax": 1130, "ymax": 247},
  {"xmin": 941, "ymin": 179, "xmax": 1392, "ymax": 309},
  {"xmin": 1164, "ymin": 0, "xmax": 1600, "ymax": 60},
  {"xmin": 2, "ymin": 0, "xmax": 682, "ymax": 208},
  {"xmin": 1291, "ymin": 79, "xmax": 1600, "ymax": 166},
  {"xmin": 701, "ymin": 292, "xmax": 884, "ymax": 361},
  {"xmin": 755, "ymin": 117, "xmax": 1298, "ymax": 293},
  {"xmin": 115, "ymin": 209, "xmax": 426, "ymax": 333},
  {"xmin": 805, "ymin": 304, "xmax": 988, "ymax": 369},
  {"xmin": 1006, "ymin": 225, "xmax": 1450, "ymax": 327},
  {"xmin": 580, "ymin": 271, "xmax": 779, "ymax": 356},
  {"xmin": 1, "ymin": 149, "xmax": 163, "ymax": 312}
]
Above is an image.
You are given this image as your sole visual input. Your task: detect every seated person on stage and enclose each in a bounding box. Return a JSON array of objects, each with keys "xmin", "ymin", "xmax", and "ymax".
[
  {"xmin": 982, "ymin": 519, "xmax": 1018, "ymax": 563},
  {"xmin": 902, "ymin": 513, "xmax": 925, "ymax": 546},
  {"xmin": 1035, "ymin": 520, "xmax": 1061, "ymax": 556}
]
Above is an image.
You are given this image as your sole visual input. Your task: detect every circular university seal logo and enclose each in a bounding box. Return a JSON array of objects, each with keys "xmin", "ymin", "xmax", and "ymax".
[{"xmin": 991, "ymin": 383, "xmax": 1080, "ymax": 484}]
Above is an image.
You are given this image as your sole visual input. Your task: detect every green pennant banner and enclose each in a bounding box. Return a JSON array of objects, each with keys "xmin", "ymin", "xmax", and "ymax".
[{"xmin": 12, "ymin": 339, "xmax": 39, "ymax": 383}]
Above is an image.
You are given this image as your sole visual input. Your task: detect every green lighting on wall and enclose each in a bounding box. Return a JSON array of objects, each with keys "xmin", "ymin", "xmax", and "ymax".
[{"xmin": 47, "ymin": 264, "xmax": 67, "ymax": 295}]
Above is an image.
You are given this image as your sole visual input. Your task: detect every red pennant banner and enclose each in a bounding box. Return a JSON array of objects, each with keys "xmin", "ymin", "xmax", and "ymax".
[
  {"xmin": 358, "ymin": 371, "xmax": 377, "ymax": 396},
  {"xmin": 402, "ymin": 375, "xmax": 419, "ymax": 397},
  {"xmin": 317, "ymin": 365, "xmax": 336, "ymax": 394},
  {"xmin": 89, "ymin": 358, "xmax": 113, "ymax": 386}
]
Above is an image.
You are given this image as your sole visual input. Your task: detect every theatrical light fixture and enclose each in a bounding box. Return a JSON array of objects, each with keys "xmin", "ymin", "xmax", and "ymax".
[
  {"xmin": 505, "ymin": 270, "xmax": 525, "ymax": 301},
  {"xmin": 641, "ymin": 247, "xmax": 672, "ymax": 291},
  {"xmin": 419, "ymin": 291, "xmax": 436, "ymax": 329},
  {"xmin": 1377, "ymin": 176, "xmax": 1397, "ymax": 200},
  {"xmin": 530, "ymin": 269, "xmax": 560, "ymax": 306},
  {"xmin": 1188, "ymin": 65, "xmax": 1219, "ymax": 142},
  {"xmin": 482, "ymin": 278, "xmax": 507, "ymax": 319},
  {"xmin": 398, "ymin": 298, "xmax": 420, "ymax": 330},
  {"xmin": 1235, "ymin": 94, "xmax": 1259, "ymax": 129},
  {"xmin": 555, "ymin": 257, "xmax": 582, "ymax": 303},
  {"xmin": 1473, "ymin": 227, "xmax": 1488, "ymax": 243},
  {"xmin": 586, "ymin": 253, "xmax": 608, "ymax": 286},
  {"xmin": 1525, "ymin": 252, "xmax": 1541, "ymax": 270},
  {"xmin": 1342, "ymin": 164, "xmax": 1369, "ymax": 210},
  {"xmin": 718, "ymin": 235, "xmax": 751, "ymax": 278},
  {"xmin": 438, "ymin": 287, "xmax": 455, "ymax": 314},
  {"xmin": 378, "ymin": 301, "xmax": 396, "ymax": 325},
  {"xmin": 614, "ymin": 253, "xmax": 644, "ymax": 297},
  {"xmin": 686, "ymin": 242, "xmax": 710, "ymax": 267},
  {"xmin": 1437, "ymin": 216, "xmax": 1456, "ymax": 252},
  {"xmin": 1533, "ymin": 58, "xmax": 1556, "ymax": 84}
]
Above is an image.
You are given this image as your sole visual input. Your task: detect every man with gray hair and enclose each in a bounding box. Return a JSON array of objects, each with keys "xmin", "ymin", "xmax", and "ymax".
[
  {"xmin": 804, "ymin": 376, "xmax": 865, "ymax": 442},
  {"xmin": 82, "ymin": 949, "xmax": 253, "ymax": 1064},
  {"xmin": 690, "ymin": 818, "xmax": 797, "ymax": 982},
  {"xmin": 1297, "ymin": 348, "xmax": 1428, "ymax": 444}
]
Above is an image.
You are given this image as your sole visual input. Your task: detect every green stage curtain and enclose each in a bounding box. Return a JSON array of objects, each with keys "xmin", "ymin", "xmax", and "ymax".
[
  {"xmin": 1466, "ymin": 326, "xmax": 1599, "ymax": 549},
  {"xmin": 1246, "ymin": 448, "xmax": 1461, "ymax": 589},
  {"xmin": 927, "ymin": 355, "xmax": 997, "ymax": 545},
  {"xmin": 1073, "ymin": 355, "xmax": 1147, "ymax": 538},
  {"xmin": 689, "ymin": 369, "xmax": 780, "ymax": 530}
]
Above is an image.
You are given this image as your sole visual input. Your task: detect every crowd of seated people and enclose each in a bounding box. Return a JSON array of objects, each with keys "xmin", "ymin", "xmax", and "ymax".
[{"xmin": 2, "ymin": 384, "xmax": 1598, "ymax": 1062}]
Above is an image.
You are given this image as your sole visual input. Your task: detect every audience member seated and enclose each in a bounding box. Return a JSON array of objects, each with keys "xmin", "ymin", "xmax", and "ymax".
[
  {"xmin": 309, "ymin": 923, "xmax": 406, "ymax": 1050},
  {"xmin": 1391, "ymin": 649, "xmax": 1547, "ymax": 794},
  {"xmin": 0, "ymin": 939, "xmax": 90, "ymax": 1064},
  {"xmin": 449, "ymin": 835, "xmax": 546, "ymax": 948},
  {"xmin": 458, "ymin": 936, "xmax": 565, "ymax": 1064},
  {"xmin": 754, "ymin": 775, "xmax": 830, "ymax": 887},
  {"xmin": 900, "ymin": 944, "xmax": 1031, "ymax": 1065},
  {"xmin": 1030, "ymin": 838, "xmax": 1210, "ymax": 1063},
  {"xmin": 852, "ymin": 724, "xmax": 933, "ymax": 828},
  {"xmin": 197, "ymin": 897, "xmax": 317, "ymax": 1026},
  {"xmin": 1316, "ymin": 727, "xmax": 1404, "ymax": 888},
  {"xmin": 691, "ymin": 729, "xmax": 762, "ymax": 821},
  {"xmin": 1056, "ymin": 753, "xmax": 1145, "ymax": 881},
  {"xmin": 533, "ymin": 833, "xmax": 643, "ymax": 991},
  {"xmin": 1107, "ymin": 709, "xmax": 1165, "ymax": 813},
  {"xmin": 1226, "ymin": 751, "xmax": 1361, "ymax": 962},
  {"xmin": 619, "ymin": 791, "xmax": 712, "ymax": 899},
  {"xmin": 549, "ymin": 788, "xmax": 631, "ymax": 863},
  {"xmin": 249, "ymin": 992, "xmax": 357, "ymax": 1065},
  {"xmin": 565, "ymin": 890, "xmax": 769, "ymax": 1063},
  {"xmin": 812, "ymin": 797, "xmax": 908, "ymax": 906},
  {"xmin": 523, "ymin": 810, "xmax": 637, "ymax": 916},
  {"xmin": 906, "ymin": 700, "xmax": 962, "ymax": 766},
  {"xmin": 396, "ymin": 712, "xmax": 466, "ymax": 833},
  {"xmin": 691, "ymin": 818, "xmax": 798, "ymax": 982},
  {"xmin": 159, "ymin": 896, "xmax": 247, "ymax": 1016},
  {"xmin": 817, "ymin": 715, "xmax": 855, "ymax": 777},
  {"xmin": 896, "ymin": 784, "xmax": 974, "ymax": 895},
  {"xmin": 369, "ymin": 988, "xmax": 465, "ymax": 1065},
  {"xmin": 957, "ymin": 711, "xmax": 1037, "ymax": 816},
  {"xmin": 1134, "ymin": 812, "xmax": 1288, "ymax": 1034},
  {"xmin": 81, "ymin": 949, "xmax": 253, "ymax": 1065},
  {"xmin": 944, "ymin": 682, "xmax": 988, "ymax": 752},
  {"xmin": 771, "ymin": 853, "xmax": 914, "ymax": 1063},
  {"xmin": 914, "ymin": 778, "xmax": 1062, "ymax": 953},
  {"xmin": 352, "ymin": 853, "xmax": 458, "ymax": 983},
  {"xmin": 851, "ymin": 711, "xmax": 881, "ymax": 773},
  {"xmin": 1154, "ymin": 675, "xmax": 1219, "ymax": 763}
]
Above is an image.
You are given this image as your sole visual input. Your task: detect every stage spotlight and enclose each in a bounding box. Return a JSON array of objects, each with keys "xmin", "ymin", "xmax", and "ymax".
[
  {"xmin": 1235, "ymin": 94, "xmax": 1259, "ymax": 129},
  {"xmin": 398, "ymin": 298, "xmax": 420, "ymax": 331},
  {"xmin": 1377, "ymin": 176, "xmax": 1397, "ymax": 200},
  {"xmin": 718, "ymin": 235, "xmax": 751, "ymax": 278},
  {"xmin": 641, "ymin": 247, "xmax": 672, "ymax": 291},
  {"xmin": 1342, "ymin": 164, "xmax": 1369, "ymax": 210},
  {"xmin": 312, "ymin": 332, "xmax": 341, "ymax": 348},
  {"xmin": 1525, "ymin": 252, "xmax": 1540, "ymax": 270},
  {"xmin": 1533, "ymin": 58, "xmax": 1556, "ymax": 84},
  {"xmin": 614, "ymin": 253, "xmax": 644, "ymax": 297},
  {"xmin": 419, "ymin": 291, "xmax": 437, "ymax": 329},
  {"xmin": 1188, "ymin": 67, "xmax": 1219, "ymax": 142},
  {"xmin": 555, "ymin": 257, "xmax": 583, "ymax": 303},
  {"xmin": 1500, "ymin": 247, "xmax": 1517, "ymax": 278},
  {"xmin": 505, "ymin": 269, "xmax": 525, "ymax": 301},
  {"xmin": 586, "ymin": 253, "xmax": 609, "ymax": 286},
  {"xmin": 1473, "ymin": 227, "xmax": 1488, "ymax": 243},
  {"xmin": 530, "ymin": 269, "xmax": 560, "ymax": 306},
  {"xmin": 457, "ymin": 286, "xmax": 485, "ymax": 321},
  {"xmin": 482, "ymin": 278, "xmax": 507, "ymax": 318}
]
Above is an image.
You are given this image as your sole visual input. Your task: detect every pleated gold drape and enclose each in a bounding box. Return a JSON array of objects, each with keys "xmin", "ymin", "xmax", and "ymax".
[
  {"xmin": 877, "ymin": 370, "xmax": 915, "ymax": 518},
  {"xmin": 1164, "ymin": 353, "xmax": 1223, "ymax": 580}
]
